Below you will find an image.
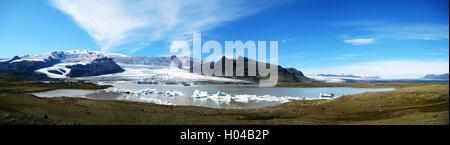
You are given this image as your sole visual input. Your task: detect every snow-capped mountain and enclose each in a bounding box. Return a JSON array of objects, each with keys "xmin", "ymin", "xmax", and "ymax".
[
  {"xmin": 423, "ymin": 73, "xmax": 449, "ymax": 80},
  {"xmin": 78, "ymin": 54, "xmax": 244, "ymax": 83},
  {"xmin": 305, "ymin": 74, "xmax": 381, "ymax": 83},
  {"xmin": 0, "ymin": 50, "xmax": 246, "ymax": 83},
  {"xmin": 2, "ymin": 50, "xmax": 316, "ymax": 83},
  {"xmin": 10, "ymin": 50, "xmax": 130, "ymax": 63},
  {"xmin": 2, "ymin": 50, "xmax": 128, "ymax": 78}
]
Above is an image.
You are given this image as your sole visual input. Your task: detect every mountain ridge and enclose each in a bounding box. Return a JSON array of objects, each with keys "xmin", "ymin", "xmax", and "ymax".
[
  {"xmin": 424, "ymin": 73, "xmax": 449, "ymax": 80},
  {"xmin": 197, "ymin": 56, "xmax": 313, "ymax": 83},
  {"xmin": 0, "ymin": 50, "xmax": 313, "ymax": 83},
  {"xmin": 0, "ymin": 50, "xmax": 127, "ymax": 79}
]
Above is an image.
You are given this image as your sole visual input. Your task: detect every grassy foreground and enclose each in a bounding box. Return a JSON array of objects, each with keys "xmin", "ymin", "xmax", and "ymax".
[{"xmin": 0, "ymin": 80, "xmax": 448, "ymax": 125}]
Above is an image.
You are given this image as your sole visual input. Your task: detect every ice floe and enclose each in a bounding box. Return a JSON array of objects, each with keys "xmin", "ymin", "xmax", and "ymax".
[
  {"xmin": 231, "ymin": 94, "xmax": 334, "ymax": 103},
  {"xmin": 102, "ymin": 88, "xmax": 182, "ymax": 96},
  {"xmin": 192, "ymin": 90, "xmax": 208, "ymax": 98},
  {"xmin": 209, "ymin": 91, "xmax": 232, "ymax": 104},
  {"xmin": 233, "ymin": 95, "xmax": 249, "ymax": 103},
  {"xmin": 103, "ymin": 88, "xmax": 335, "ymax": 106},
  {"xmin": 102, "ymin": 88, "xmax": 182, "ymax": 105}
]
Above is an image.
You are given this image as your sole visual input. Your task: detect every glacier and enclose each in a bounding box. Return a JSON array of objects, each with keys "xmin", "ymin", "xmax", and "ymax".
[{"xmin": 9, "ymin": 50, "xmax": 248, "ymax": 83}]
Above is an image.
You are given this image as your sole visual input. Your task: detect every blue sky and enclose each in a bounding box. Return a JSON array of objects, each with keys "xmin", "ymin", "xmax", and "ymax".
[{"xmin": 0, "ymin": 0, "xmax": 448, "ymax": 78}]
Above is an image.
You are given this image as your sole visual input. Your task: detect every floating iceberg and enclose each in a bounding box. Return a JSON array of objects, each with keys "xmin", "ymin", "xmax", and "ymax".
[
  {"xmin": 231, "ymin": 94, "xmax": 325, "ymax": 103},
  {"xmin": 101, "ymin": 87, "xmax": 186, "ymax": 105},
  {"xmin": 166, "ymin": 90, "xmax": 183, "ymax": 97},
  {"xmin": 119, "ymin": 95, "xmax": 174, "ymax": 105},
  {"xmin": 103, "ymin": 87, "xmax": 335, "ymax": 107},
  {"xmin": 103, "ymin": 88, "xmax": 181, "ymax": 97},
  {"xmin": 192, "ymin": 90, "xmax": 208, "ymax": 98},
  {"xmin": 233, "ymin": 95, "xmax": 249, "ymax": 103},
  {"xmin": 102, "ymin": 88, "xmax": 131, "ymax": 93},
  {"xmin": 209, "ymin": 91, "xmax": 232, "ymax": 104}
]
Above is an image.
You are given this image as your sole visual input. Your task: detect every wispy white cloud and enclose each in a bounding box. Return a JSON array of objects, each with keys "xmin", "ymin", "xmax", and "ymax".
[
  {"xmin": 336, "ymin": 20, "xmax": 449, "ymax": 41},
  {"xmin": 302, "ymin": 60, "xmax": 449, "ymax": 78},
  {"xmin": 169, "ymin": 40, "xmax": 190, "ymax": 56},
  {"xmin": 367, "ymin": 24, "xmax": 450, "ymax": 40},
  {"xmin": 331, "ymin": 53, "xmax": 364, "ymax": 60},
  {"xmin": 50, "ymin": 0, "xmax": 287, "ymax": 53},
  {"xmin": 344, "ymin": 38, "xmax": 375, "ymax": 45}
]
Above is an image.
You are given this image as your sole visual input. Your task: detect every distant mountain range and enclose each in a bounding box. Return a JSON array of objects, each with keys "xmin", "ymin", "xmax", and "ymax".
[
  {"xmin": 306, "ymin": 73, "xmax": 449, "ymax": 83},
  {"xmin": 424, "ymin": 73, "xmax": 449, "ymax": 80},
  {"xmin": 305, "ymin": 74, "xmax": 381, "ymax": 83},
  {"xmin": 196, "ymin": 56, "xmax": 313, "ymax": 83},
  {"xmin": 316, "ymin": 74, "xmax": 380, "ymax": 79}
]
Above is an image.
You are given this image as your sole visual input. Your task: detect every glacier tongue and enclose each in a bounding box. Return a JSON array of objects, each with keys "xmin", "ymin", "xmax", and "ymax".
[
  {"xmin": 35, "ymin": 64, "xmax": 72, "ymax": 78},
  {"xmin": 75, "ymin": 63, "xmax": 247, "ymax": 83},
  {"xmin": 26, "ymin": 50, "xmax": 128, "ymax": 78}
]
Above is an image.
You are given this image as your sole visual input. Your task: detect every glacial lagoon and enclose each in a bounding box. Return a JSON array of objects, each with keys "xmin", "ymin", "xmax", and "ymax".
[{"xmin": 32, "ymin": 82, "xmax": 395, "ymax": 109}]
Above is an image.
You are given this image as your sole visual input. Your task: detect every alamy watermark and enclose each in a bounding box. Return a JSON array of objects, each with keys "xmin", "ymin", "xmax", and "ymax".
[{"xmin": 170, "ymin": 32, "xmax": 278, "ymax": 87}]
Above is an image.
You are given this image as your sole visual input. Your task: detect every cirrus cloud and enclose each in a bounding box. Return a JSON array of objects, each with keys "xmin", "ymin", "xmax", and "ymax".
[
  {"xmin": 50, "ymin": 0, "xmax": 288, "ymax": 53},
  {"xmin": 344, "ymin": 38, "xmax": 375, "ymax": 45},
  {"xmin": 336, "ymin": 20, "xmax": 449, "ymax": 41}
]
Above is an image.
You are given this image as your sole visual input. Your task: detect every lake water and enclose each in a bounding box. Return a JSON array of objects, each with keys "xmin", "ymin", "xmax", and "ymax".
[{"xmin": 32, "ymin": 83, "xmax": 394, "ymax": 109}]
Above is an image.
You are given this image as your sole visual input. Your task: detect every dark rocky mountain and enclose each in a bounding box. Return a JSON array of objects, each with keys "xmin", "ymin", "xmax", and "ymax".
[
  {"xmin": 283, "ymin": 68, "xmax": 312, "ymax": 82},
  {"xmin": 195, "ymin": 56, "xmax": 312, "ymax": 83},
  {"xmin": 0, "ymin": 56, "xmax": 60, "ymax": 77},
  {"xmin": 66, "ymin": 57, "xmax": 125, "ymax": 77},
  {"xmin": 424, "ymin": 73, "xmax": 449, "ymax": 80}
]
